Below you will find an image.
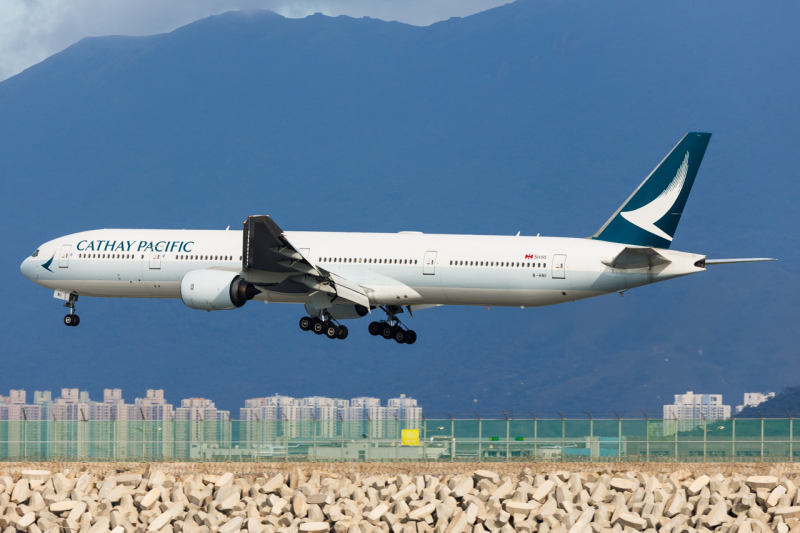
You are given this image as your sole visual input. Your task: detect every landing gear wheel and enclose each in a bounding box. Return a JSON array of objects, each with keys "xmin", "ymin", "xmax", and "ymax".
[
  {"xmin": 393, "ymin": 328, "xmax": 407, "ymax": 344},
  {"xmin": 368, "ymin": 322, "xmax": 381, "ymax": 336},
  {"xmin": 73, "ymin": 315, "xmax": 80, "ymax": 326},
  {"xmin": 380, "ymin": 323, "xmax": 394, "ymax": 339},
  {"xmin": 312, "ymin": 319, "xmax": 326, "ymax": 335},
  {"xmin": 64, "ymin": 315, "xmax": 78, "ymax": 327},
  {"xmin": 337, "ymin": 325, "xmax": 349, "ymax": 340},
  {"xmin": 299, "ymin": 316, "xmax": 313, "ymax": 331},
  {"xmin": 405, "ymin": 330, "xmax": 417, "ymax": 345},
  {"xmin": 325, "ymin": 323, "xmax": 340, "ymax": 339}
]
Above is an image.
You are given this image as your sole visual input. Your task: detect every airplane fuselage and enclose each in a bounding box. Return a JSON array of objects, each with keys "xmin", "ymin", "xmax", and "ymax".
[{"xmin": 21, "ymin": 228, "xmax": 705, "ymax": 308}]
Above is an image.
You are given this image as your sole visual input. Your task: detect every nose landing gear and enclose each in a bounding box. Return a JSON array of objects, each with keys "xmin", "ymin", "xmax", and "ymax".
[
  {"xmin": 368, "ymin": 305, "xmax": 417, "ymax": 344},
  {"xmin": 63, "ymin": 294, "xmax": 80, "ymax": 327}
]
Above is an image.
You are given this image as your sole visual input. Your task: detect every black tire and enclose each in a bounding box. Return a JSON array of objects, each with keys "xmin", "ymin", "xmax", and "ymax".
[
  {"xmin": 393, "ymin": 329, "xmax": 406, "ymax": 344},
  {"xmin": 64, "ymin": 315, "xmax": 75, "ymax": 327},
  {"xmin": 325, "ymin": 324, "xmax": 340, "ymax": 339},
  {"xmin": 73, "ymin": 315, "xmax": 80, "ymax": 326},
  {"xmin": 368, "ymin": 321, "xmax": 381, "ymax": 336},
  {"xmin": 337, "ymin": 325, "xmax": 349, "ymax": 340},
  {"xmin": 380, "ymin": 324, "xmax": 394, "ymax": 339},
  {"xmin": 299, "ymin": 317, "xmax": 313, "ymax": 331},
  {"xmin": 405, "ymin": 330, "xmax": 417, "ymax": 345},
  {"xmin": 312, "ymin": 319, "xmax": 326, "ymax": 335}
]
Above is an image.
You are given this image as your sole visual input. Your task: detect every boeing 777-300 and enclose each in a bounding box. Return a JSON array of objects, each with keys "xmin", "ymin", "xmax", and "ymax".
[{"xmin": 20, "ymin": 133, "xmax": 774, "ymax": 344}]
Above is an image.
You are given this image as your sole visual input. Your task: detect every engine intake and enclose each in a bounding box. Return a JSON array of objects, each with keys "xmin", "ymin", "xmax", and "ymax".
[{"xmin": 181, "ymin": 270, "xmax": 260, "ymax": 311}]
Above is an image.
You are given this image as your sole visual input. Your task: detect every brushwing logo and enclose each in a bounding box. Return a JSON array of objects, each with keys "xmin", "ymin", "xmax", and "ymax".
[
  {"xmin": 41, "ymin": 253, "xmax": 55, "ymax": 272},
  {"xmin": 621, "ymin": 151, "xmax": 689, "ymax": 242}
]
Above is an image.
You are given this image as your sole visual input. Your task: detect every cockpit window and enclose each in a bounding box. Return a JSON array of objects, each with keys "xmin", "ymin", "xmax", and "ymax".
[{"xmin": 31, "ymin": 249, "xmax": 39, "ymax": 258}]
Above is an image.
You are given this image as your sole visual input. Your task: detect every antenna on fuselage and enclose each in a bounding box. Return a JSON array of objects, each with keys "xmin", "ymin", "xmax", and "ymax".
[
  {"xmin": 516, "ymin": 231, "xmax": 520, "ymax": 236},
  {"xmin": 226, "ymin": 226, "xmax": 230, "ymax": 230}
]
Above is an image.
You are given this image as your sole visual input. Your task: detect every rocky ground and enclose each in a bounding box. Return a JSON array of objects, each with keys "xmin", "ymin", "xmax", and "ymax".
[{"xmin": 1, "ymin": 463, "xmax": 800, "ymax": 533}]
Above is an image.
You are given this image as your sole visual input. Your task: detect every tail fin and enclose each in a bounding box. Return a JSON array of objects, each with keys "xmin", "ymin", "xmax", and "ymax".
[{"xmin": 592, "ymin": 132, "xmax": 711, "ymax": 248}]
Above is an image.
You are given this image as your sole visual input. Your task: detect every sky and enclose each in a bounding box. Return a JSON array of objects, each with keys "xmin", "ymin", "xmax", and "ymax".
[{"xmin": 0, "ymin": 0, "xmax": 508, "ymax": 81}]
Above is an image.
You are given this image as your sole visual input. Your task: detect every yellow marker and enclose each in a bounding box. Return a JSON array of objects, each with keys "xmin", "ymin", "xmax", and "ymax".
[{"xmin": 401, "ymin": 429, "xmax": 419, "ymax": 446}]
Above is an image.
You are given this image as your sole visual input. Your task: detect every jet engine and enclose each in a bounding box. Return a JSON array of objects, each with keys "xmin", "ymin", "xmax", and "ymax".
[{"xmin": 181, "ymin": 270, "xmax": 260, "ymax": 311}]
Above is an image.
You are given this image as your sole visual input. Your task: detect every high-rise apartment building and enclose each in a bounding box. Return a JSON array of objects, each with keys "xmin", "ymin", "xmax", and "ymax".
[
  {"xmin": 663, "ymin": 391, "xmax": 731, "ymax": 433},
  {"xmin": 735, "ymin": 392, "xmax": 776, "ymax": 414}
]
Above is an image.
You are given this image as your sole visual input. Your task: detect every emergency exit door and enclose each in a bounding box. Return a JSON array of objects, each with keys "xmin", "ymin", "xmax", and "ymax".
[
  {"xmin": 423, "ymin": 251, "xmax": 437, "ymax": 275},
  {"xmin": 149, "ymin": 252, "xmax": 161, "ymax": 269},
  {"xmin": 59, "ymin": 245, "xmax": 71, "ymax": 268},
  {"xmin": 552, "ymin": 254, "xmax": 566, "ymax": 279}
]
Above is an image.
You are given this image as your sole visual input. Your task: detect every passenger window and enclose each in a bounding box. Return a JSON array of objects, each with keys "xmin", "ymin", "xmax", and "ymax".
[
  {"xmin": 414, "ymin": 260, "xmax": 417, "ymax": 264},
  {"xmin": 543, "ymin": 263, "xmax": 546, "ymax": 268}
]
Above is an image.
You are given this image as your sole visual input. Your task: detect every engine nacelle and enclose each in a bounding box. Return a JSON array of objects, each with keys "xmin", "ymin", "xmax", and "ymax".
[
  {"xmin": 305, "ymin": 303, "xmax": 369, "ymax": 320},
  {"xmin": 181, "ymin": 270, "xmax": 260, "ymax": 311}
]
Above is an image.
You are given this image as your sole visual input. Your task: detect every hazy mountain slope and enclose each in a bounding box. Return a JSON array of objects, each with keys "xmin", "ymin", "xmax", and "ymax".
[{"xmin": 0, "ymin": 0, "xmax": 798, "ymax": 416}]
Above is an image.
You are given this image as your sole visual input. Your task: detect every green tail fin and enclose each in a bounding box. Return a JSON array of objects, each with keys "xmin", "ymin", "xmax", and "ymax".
[{"xmin": 592, "ymin": 132, "xmax": 711, "ymax": 248}]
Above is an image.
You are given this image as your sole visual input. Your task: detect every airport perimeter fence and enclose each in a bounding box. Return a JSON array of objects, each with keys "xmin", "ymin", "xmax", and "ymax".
[{"xmin": 0, "ymin": 418, "xmax": 798, "ymax": 463}]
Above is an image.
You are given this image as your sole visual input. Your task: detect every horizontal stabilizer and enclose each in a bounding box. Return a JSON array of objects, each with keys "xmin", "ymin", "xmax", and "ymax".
[
  {"xmin": 704, "ymin": 258, "xmax": 776, "ymax": 265},
  {"xmin": 601, "ymin": 246, "xmax": 672, "ymax": 270}
]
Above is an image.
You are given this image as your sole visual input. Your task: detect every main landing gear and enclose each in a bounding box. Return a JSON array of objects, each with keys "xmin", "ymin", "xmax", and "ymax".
[
  {"xmin": 63, "ymin": 294, "xmax": 80, "ymax": 327},
  {"xmin": 368, "ymin": 305, "xmax": 417, "ymax": 344},
  {"xmin": 299, "ymin": 314, "xmax": 348, "ymax": 340}
]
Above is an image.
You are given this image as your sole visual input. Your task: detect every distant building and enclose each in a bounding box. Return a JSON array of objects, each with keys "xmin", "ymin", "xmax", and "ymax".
[
  {"xmin": 174, "ymin": 397, "xmax": 230, "ymax": 459},
  {"xmin": 736, "ymin": 392, "xmax": 776, "ymax": 414},
  {"xmin": 663, "ymin": 391, "xmax": 731, "ymax": 434},
  {"xmin": 135, "ymin": 390, "xmax": 175, "ymax": 421}
]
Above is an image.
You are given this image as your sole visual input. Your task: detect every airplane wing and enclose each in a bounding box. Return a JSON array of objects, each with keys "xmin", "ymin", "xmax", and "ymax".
[
  {"xmin": 242, "ymin": 215, "xmax": 370, "ymax": 309},
  {"xmin": 601, "ymin": 246, "xmax": 672, "ymax": 270}
]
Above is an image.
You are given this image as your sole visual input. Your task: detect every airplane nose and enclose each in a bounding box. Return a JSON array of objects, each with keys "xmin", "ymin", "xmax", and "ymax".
[{"xmin": 20, "ymin": 258, "xmax": 33, "ymax": 280}]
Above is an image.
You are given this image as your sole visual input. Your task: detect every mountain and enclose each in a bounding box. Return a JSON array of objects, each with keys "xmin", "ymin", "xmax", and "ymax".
[
  {"xmin": 737, "ymin": 387, "xmax": 800, "ymax": 418},
  {"xmin": 0, "ymin": 0, "xmax": 798, "ymax": 417}
]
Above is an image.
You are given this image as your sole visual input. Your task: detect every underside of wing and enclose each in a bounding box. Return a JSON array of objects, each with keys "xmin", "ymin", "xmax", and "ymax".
[{"xmin": 242, "ymin": 215, "xmax": 369, "ymax": 309}]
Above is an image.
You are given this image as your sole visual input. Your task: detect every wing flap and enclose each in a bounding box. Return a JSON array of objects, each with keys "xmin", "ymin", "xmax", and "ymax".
[{"xmin": 244, "ymin": 215, "xmax": 369, "ymax": 308}]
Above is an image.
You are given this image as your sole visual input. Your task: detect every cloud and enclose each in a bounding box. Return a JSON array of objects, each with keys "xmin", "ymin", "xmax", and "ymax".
[{"xmin": 0, "ymin": 0, "xmax": 509, "ymax": 82}]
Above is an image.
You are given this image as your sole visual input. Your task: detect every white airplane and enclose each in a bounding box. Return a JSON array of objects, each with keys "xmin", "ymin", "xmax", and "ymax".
[{"xmin": 21, "ymin": 132, "xmax": 773, "ymax": 344}]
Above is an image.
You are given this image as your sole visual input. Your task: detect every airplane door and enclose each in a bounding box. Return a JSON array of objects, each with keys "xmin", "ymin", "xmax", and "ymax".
[
  {"xmin": 149, "ymin": 252, "xmax": 161, "ymax": 269},
  {"xmin": 552, "ymin": 254, "xmax": 566, "ymax": 279},
  {"xmin": 423, "ymin": 251, "xmax": 437, "ymax": 275},
  {"xmin": 58, "ymin": 245, "xmax": 71, "ymax": 268}
]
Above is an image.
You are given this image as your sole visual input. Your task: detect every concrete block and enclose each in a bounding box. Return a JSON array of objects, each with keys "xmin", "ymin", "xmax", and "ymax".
[
  {"xmin": 703, "ymin": 502, "xmax": 728, "ymax": 527},
  {"xmin": 369, "ymin": 505, "xmax": 389, "ymax": 523},
  {"xmin": 745, "ymin": 478, "xmax": 778, "ymax": 491},
  {"xmin": 214, "ymin": 476, "xmax": 233, "ymax": 490},
  {"xmin": 775, "ymin": 508, "xmax": 800, "ymax": 521},
  {"xmin": 50, "ymin": 501, "xmax": 79, "ymax": 513},
  {"xmin": 408, "ymin": 504, "xmax": 436, "ymax": 521},
  {"xmin": 452, "ymin": 480, "xmax": 474, "ymax": 500},
  {"xmin": 298, "ymin": 524, "xmax": 329, "ymax": 533},
  {"xmin": 218, "ymin": 518, "xmax": 244, "ymax": 533},
  {"xmin": 262, "ymin": 478, "xmax": 284, "ymax": 496},
  {"xmin": 307, "ymin": 495, "xmax": 333, "ymax": 506},
  {"xmin": 21, "ymin": 473, "xmax": 51, "ymax": 485},
  {"xmin": 473, "ymin": 473, "xmax": 499, "ymax": 485},
  {"xmin": 533, "ymin": 482, "xmax": 555, "ymax": 503},
  {"xmin": 609, "ymin": 481, "xmax": 635, "ymax": 494},
  {"xmin": 12, "ymin": 481, "xmax": 31, "ymax": 504},
  {"xmin": 615, "ymin": 514, "xmax": 645, "ymax": 532},
  {"xmin": 687, "ymin": 477, "xmax": 709, "ymax": 497}
]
